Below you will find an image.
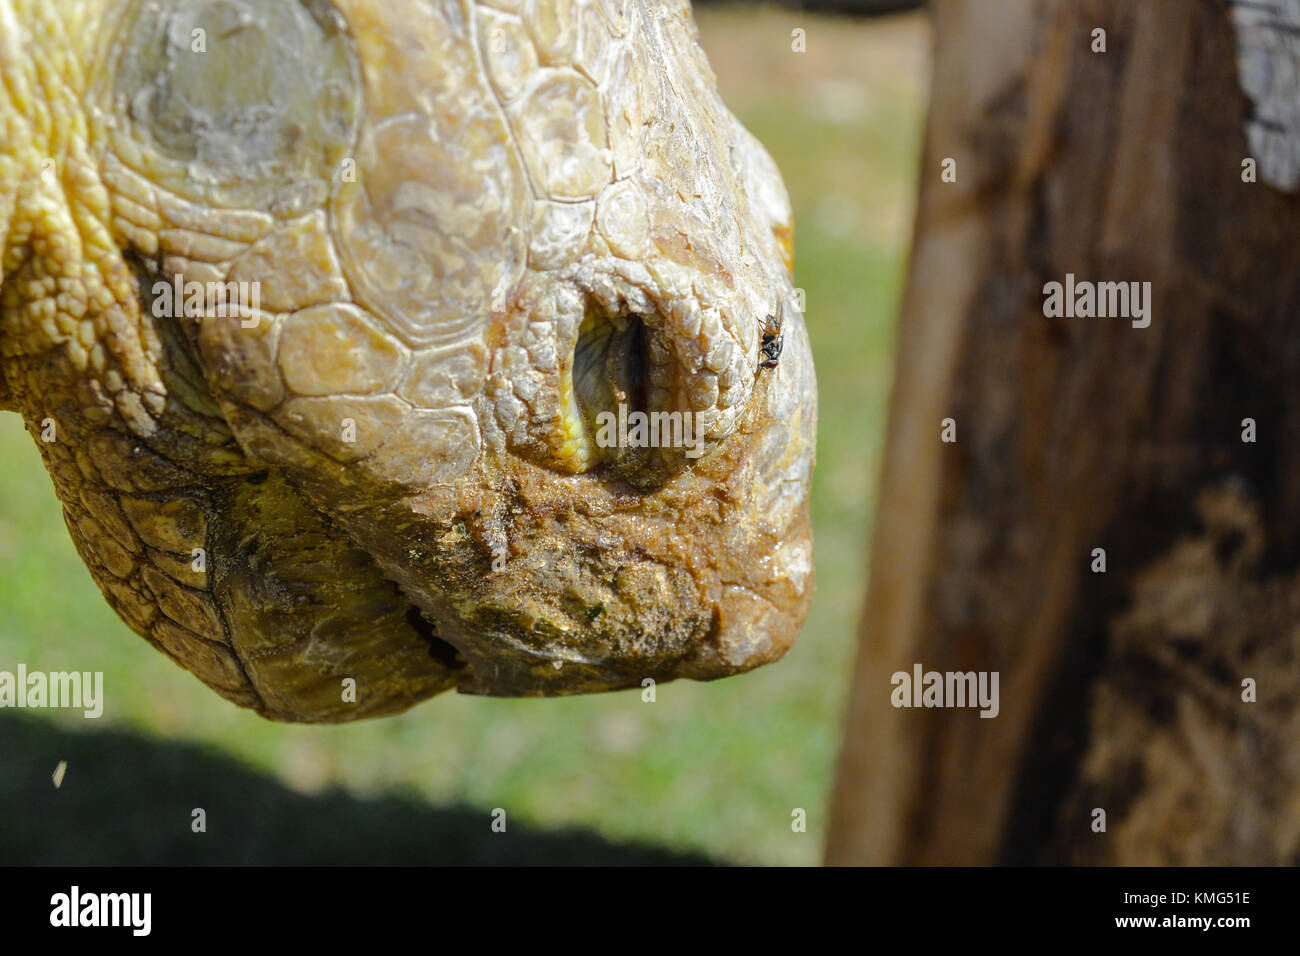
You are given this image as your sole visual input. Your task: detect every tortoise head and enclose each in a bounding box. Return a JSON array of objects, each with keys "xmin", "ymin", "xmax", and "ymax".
[{"xmin": 0, "ymin": 0, "xmax": 815, "ymax": 719}]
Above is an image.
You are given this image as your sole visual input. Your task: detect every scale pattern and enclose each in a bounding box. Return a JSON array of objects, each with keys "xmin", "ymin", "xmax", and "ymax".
[{"xmin": 0, "ymin": 0, "xmax": 816, "ymax": 721}]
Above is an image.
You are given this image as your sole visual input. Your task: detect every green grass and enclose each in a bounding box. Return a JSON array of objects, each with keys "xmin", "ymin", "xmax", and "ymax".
[{"xmin": 0, "ymin": 6, "xmax": 928, "ymax": 865}]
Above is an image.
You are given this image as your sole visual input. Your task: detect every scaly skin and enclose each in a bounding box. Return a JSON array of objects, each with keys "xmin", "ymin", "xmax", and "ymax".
[{"xmin": 0, "ymin": 0, "xmax": 816, "ymax": 721}]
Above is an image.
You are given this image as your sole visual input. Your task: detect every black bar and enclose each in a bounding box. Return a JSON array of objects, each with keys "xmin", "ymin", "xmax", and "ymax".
[{"xmin": 0, "ymin": 866, "xmax": 1280, "ymax": 942}]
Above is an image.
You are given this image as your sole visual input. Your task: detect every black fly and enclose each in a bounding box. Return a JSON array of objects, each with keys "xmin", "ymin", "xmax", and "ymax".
[{"xmin": 757, "ymin": 311, "xmax": 783, "ymax": 371}]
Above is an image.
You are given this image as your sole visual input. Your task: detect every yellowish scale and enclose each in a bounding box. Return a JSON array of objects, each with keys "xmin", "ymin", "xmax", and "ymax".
[{"xmin": 551, "ymin": 312, "xmax": 608, "ymax": 473}]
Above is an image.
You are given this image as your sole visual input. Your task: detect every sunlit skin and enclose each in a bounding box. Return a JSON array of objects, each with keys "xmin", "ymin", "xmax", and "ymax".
[{"xmin": 0, "ymin": 0, "xmax": 816, "ymax": 721}]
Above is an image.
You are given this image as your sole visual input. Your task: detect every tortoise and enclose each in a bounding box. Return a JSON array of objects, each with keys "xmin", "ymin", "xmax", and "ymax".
[{"xmin": 0, "ymin": 0, "xmax": 816, "ymax": 721}]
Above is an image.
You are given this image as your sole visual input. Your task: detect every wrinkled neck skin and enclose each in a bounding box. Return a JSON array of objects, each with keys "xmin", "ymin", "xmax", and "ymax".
[
  {"xmin": 1, "ymin": 0, "xmax": 117, "ymax": 410},
  {"xmin": 0, "ymin": 0, "xmax": 817, "ymax": 721}
]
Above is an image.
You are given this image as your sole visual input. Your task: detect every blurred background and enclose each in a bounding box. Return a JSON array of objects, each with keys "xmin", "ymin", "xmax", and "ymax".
[{"xmin": 0, "ymin": 3, "xmax": 928, "ymax": 865}]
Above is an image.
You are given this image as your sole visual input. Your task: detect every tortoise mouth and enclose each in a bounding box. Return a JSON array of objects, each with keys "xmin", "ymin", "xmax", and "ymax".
[{"xmin": 401, "ymin": 604, "xmax": 466, "ymax": 672}]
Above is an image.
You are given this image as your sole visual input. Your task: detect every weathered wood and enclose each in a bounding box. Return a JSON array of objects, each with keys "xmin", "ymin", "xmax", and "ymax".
[{"xmin": 827, "ymin": 0, "xmax": 1300, "ymax": 865}]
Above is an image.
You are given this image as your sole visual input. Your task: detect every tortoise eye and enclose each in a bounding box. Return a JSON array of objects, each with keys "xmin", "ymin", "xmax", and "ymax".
[{"xmin": 107, "ymin": 0, "xmax": 361, "ymax": 214}]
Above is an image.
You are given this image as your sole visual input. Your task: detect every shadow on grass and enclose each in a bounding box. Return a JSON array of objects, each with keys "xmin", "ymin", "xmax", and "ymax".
[{"xmin": 0, "ymin": 715, "xmax": 714, "ymax": 865}]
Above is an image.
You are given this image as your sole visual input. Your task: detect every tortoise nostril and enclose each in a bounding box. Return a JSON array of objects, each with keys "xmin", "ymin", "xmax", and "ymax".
[{"xmin": 573, "ymin": 312, "xmax": 651, "ymax": 466}]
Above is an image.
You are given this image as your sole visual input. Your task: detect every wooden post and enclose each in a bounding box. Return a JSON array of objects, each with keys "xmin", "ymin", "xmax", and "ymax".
[{"xmin": 827, "ymin": 0, "xmax": 1300, "ymax": 865}]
